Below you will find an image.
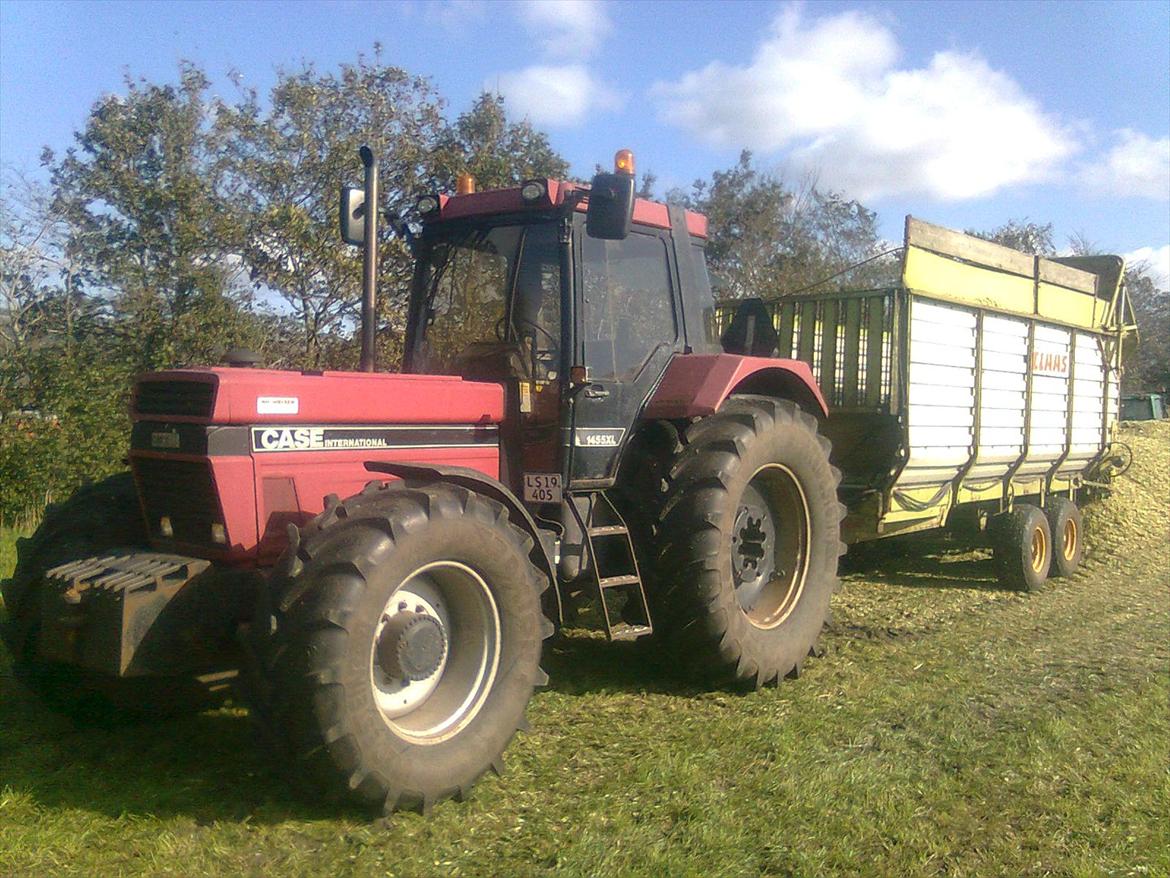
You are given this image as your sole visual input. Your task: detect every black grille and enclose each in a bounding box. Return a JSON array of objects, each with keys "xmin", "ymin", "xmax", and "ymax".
[
  {"xmin": 134, "ymin": 380, "xmax": 216, "ymax": 418},
  {"xmin": 133, "ymin": 458, "xmax": 221, "ymax": 546}
]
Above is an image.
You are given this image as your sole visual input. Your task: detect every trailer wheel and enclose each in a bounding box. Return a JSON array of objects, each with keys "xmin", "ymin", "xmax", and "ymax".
[
  {"xmin": 1, "ymin": 473, "xmax": 216, "ymax": 722},
  {"xmin": 259, "ymin": 482, "xmax": 551, "ymax": 814},
  {"xmin": 992, "ymin": 504, "xmax": 1052, "ymax": 591},
  {"xmin": 1044, "ymin": 497, "xmax": 1083, "ymax": 578},
  {"xmin": 646, "ymin": 397, "xmax": 844, "ymax": 687}
]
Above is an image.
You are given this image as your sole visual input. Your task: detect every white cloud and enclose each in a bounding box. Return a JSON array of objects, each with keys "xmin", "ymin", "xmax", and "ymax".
[
  {"xmin": 492, "ymin": 2, "xmax": 617, "ymax": 129},
  {"xmin": 496, "ymin": 64, "xmax": 621, "ymax": 128},
  {"xmin": 1082, "ymin": 130, "xmax": 1170, "ymax": 200},
  {"xmin": 1124, "ymin": 244, "xmax": 1170, "ymax": 290},
  {"xmin": 651, "ymin": 5, "xmax": 1074, "ymax": 201},
  {"xmin": 516, "ymin": 0, "xmax": 611, "ymax": 59}
]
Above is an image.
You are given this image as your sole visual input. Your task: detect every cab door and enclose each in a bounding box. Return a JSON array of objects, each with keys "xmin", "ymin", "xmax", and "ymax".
[{"xmin": 568, "ymin": 223, "xmax": 682, "ymax": 488}]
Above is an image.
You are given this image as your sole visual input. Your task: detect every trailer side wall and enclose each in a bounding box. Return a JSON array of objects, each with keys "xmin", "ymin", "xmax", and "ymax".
[{"xmin": 711, "ymin": 216, "xmax": 1127, "ymax": 544}]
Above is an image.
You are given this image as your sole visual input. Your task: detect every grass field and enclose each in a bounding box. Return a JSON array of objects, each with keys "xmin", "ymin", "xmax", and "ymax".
[{"xmin": 2, "ymin": 422, "xmax": 1167, "ymax": 877}]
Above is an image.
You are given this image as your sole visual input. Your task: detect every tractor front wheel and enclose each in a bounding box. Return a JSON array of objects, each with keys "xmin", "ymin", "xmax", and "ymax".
[{"xmin": 259, "ymin": 482, "xmax": 551, "ymax": 814}]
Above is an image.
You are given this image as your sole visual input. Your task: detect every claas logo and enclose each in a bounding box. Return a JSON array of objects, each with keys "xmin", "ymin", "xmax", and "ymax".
[{"xmin": 1031, "ymin": 351, "xmax": 1069, "ymax": 376}]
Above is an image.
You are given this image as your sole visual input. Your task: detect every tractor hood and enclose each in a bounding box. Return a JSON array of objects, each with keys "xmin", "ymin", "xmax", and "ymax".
[
  {"xmin": 131, "ymin": 367, "xmax": 504, "ymax": 426},
  {"xmin": 127, "ymin": 368, "xmax": 505, "ymax": 565}
]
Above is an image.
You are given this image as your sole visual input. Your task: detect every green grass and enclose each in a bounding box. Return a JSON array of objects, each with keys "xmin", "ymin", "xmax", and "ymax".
[{"xmin": 2, "ymin": 423, "xmax": 1168, "ymax": 877}]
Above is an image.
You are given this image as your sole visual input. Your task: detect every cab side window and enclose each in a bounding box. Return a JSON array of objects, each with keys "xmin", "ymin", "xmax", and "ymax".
[{"xmin": 581, "ymin": 233, "xmax": 677, "ymax": 382}]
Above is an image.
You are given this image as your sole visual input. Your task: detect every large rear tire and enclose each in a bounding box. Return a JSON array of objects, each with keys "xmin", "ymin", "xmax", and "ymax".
[
  {"xmin": 258, "ymin": 481, "xmax": 552, "ymax": 814},
  {"xmin": 642, "ymin": 397, "xmax": 844, "ymax": 687},
  {"xmin": 1, "ymin": 473, "xmax": 216, "ymax": 722}
]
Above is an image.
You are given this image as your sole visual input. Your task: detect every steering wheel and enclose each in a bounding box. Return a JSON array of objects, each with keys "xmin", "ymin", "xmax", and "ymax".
[
  {"xmin": 515, "ymin": 317, "xmax": 559, "ymax": 350},
  {"xmin": 494, "ymin": 313, "xmax": 558, "ymax": 350}
]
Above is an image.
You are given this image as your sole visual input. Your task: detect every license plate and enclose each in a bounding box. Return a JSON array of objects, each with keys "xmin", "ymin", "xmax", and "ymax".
[
  {"xmin": 151, "ymin": 431, "xmax": 181, "ymax": 449},
  {"xmin": 523, "ymin": 473, "xmax": 563, "ymax": 504}
]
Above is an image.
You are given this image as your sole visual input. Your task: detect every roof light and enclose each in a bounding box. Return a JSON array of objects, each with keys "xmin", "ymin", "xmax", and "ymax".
[
  {"xmin": 520, "ymin": 179, "xmax": 547, "ymax": 203},
  {"xmin": 456, "ymin": 173, "xmax": 476, "ymax": 195},
  {"xmin": 614, "ymin": 149, "xmax": 635, "ymax": 176},
  {"xmin": 416, "ymin": 194, "xmax": 440, "ymax": 216}
]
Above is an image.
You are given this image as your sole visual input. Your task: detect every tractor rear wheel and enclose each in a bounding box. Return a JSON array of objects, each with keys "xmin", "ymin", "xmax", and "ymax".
[
  {"xmin": 1, "ymin": 473, "xmax": 217, "ymax": 722},
  {"xmin": 1044, "ymin": 497, "xmax": 1083, "ymax": 578},
  {"xmin": 645, "ymin": 397, "xmax": 844, "ymax": 687},
  {"xmin": 992, "ymin": 504, "xmax": 1052, "ymax": 591},
  {"xmin": 258, "ymin": 481, "xmax": 551, "ymax": 814}
]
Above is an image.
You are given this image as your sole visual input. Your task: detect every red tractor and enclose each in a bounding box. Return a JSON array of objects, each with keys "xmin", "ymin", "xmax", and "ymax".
[{"xmin": 2, "ymin": 148, "xmax": 841, "ymax": 814}]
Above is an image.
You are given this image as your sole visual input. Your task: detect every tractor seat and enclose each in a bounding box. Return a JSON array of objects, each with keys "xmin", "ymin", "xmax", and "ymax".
[{"xmin": 720, "ymin": 298, "xmax": 778, "ymax": 358}]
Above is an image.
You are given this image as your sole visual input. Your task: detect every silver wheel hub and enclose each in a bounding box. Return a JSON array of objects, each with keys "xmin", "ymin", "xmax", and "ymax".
[
  {"xmin": 370, "ymin": 561, "xmax": 501, "ymax": 744},
  {"xmin": 376, "ymin": 611, "xmax": 447, "ymax": 682}
]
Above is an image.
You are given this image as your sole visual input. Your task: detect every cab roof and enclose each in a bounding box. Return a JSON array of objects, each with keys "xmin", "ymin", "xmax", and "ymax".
[{"xmin": 426, "ymin": 179, "xmax": 709, "ymax": 239}]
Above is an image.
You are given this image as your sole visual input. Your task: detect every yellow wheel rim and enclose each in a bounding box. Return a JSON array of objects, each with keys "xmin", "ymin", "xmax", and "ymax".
[
  {"xmin": 1030, "ymin": 525, "xmax": 1048, "ymax": 573},
  {"xmin": 1062, "ymin": 517, "xmax": 1077, "ymax": 561}
]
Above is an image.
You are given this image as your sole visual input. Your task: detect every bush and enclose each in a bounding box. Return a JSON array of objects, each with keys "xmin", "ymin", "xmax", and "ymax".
[{"xmin": 0, "ymin": 348, "xmax": 131, "ymax": 525}]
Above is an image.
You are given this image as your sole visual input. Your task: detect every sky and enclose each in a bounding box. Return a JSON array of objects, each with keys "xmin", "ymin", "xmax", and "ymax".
[{"xmin": 2, "ymin": 0, "xmax": 1168, "ymax": 285}]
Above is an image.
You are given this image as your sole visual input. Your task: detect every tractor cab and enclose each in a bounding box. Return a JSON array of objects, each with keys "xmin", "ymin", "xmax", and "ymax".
[{"xmin": 395, "ymin": 155, "xmax": 720, "ymax": 498}]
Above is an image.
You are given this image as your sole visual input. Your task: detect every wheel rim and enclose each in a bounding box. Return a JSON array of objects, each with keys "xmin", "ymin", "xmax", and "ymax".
[
  {"xmin": 1030, "ymin": 525, "xmax": 1048, "ymax": 573},
  {"xmin": 370, "ymin": 561, "xmax": 500, "ymax": 744},
  {"xmin": 1062, "ymin": 517, "xmax": 1077, "ymax": 561},
  {"xmin": 730, "ymin": 463, "xmax": 811, "ymax": 630}
]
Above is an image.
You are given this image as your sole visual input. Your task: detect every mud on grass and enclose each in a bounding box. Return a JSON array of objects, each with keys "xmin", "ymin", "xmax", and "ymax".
[{"xmin": 1, "ymin": 422, "xmax": 1168, "ymax": 877}]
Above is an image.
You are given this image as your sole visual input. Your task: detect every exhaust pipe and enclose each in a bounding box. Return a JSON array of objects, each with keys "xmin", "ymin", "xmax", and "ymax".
[{"xmin": 359, "ymin": 145, "xmax": 378, "ymax": 372}]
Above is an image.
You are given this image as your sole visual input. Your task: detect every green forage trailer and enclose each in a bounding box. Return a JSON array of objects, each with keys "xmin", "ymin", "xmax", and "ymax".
[{"xmin": 718, "ymin": 216, "xmax": 1135, "ymax": 591}]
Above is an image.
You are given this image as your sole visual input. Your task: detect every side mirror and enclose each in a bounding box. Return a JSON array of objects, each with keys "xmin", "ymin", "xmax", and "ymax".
[
  {"xmin": 586, "ymin": 172, "xmax": 635, "ymax": 240},
  {"xmin": 339, "ymin": 186, "xmax": 365, "ymax": 246}
]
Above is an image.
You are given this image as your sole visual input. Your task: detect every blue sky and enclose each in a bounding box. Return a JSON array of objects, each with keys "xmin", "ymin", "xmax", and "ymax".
[{"xmin": 2, "ymin": 0, "xmax": 1168, "ymax": 284}]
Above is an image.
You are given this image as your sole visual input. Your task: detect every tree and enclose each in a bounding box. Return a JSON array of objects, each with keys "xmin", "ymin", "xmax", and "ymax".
[
  {"xmin": 0, "ymin": 172, "xmax": 91, "ymax": 357},
  {"xmin": 668, "ymin": 151, "xmax": 892, "ymax": 298},
  {"xmin": 968, "ymin": 218, "xmax": 1055, "ymax": 255},
  {"xmin": 46, "ymin": 63, "xmax": 260, "ymax": 373},
  {"xmin": 222, "ymin": 52, "xmax": 445, "ymax": 369},
  {"xmin": 433, "ymin": 93, "xmax": 568, "ymax": 192},
  {"xmin": 0, "ymin": 173, "xmax": 138, "ymax": 524},
  {"xmin": 1122, "ymin": 266, "xmax": 1170, "ymax": 393}
]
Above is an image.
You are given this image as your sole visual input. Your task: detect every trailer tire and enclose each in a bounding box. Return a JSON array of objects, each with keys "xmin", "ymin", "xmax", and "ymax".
[
  {"xmin": 645, "ymin": 396, "xmax": 844, "ymax": 687},
  {"xmin": 992, "ymin": 504, "xmax": 1052, "ymax": 592},
  {"xmin": 258, "ymin": 482, "xmax": 551, "ymax": 815},
  {"xmin": 1, "ymin": 473, "xmax": 216, "ymax": 722},
  {"xmin": 1044, "ymin": 497, "xmax": 1083, "ymax": 578}
]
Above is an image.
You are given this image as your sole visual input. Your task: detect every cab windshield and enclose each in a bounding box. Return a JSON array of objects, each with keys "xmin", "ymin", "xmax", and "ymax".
[{"xmin": 410, "ymin": 223, "xmax": 561, "ymax": 377}]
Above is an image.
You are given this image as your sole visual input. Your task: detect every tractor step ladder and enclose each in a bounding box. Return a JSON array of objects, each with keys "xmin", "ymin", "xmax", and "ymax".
[{"xmin": 568, "ymin": 492, "xmax": 653, "ymax": 641}]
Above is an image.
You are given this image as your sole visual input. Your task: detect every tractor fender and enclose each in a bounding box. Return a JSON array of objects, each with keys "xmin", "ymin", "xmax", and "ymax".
[
  {"xmin": 363, "ymin": 461, "xmax": 562, "ymax": 623},
  {"xmin": 643, "ymin": 353, "xmax": 828, "ymax": 420}
]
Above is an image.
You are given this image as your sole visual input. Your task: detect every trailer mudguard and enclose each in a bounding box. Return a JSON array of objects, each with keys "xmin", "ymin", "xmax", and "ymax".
[
  {"xmin": 643, "ymin": 353, "xmax": 828, "ymax": 421},
  {"xmin": 363, "ymin": 461, "xmax": 562, "ymax": 623}
]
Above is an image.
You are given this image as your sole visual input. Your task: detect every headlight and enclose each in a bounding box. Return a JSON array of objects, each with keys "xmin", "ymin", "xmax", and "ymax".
[{"xmin": 520, "ymin": 180, "xmax": 547, "ymax": 203}]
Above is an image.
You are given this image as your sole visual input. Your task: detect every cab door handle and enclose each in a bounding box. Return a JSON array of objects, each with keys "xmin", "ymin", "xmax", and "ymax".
[{"xmin": 583, "ymin": 385, "xmax": 610, "ymax": 399}]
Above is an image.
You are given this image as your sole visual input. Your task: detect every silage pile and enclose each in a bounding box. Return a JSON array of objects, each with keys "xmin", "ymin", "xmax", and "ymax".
[
  {"xmin": 829, "ymin": 419, "xmax": 1169, "ymax": 643},
  {"xmin": 1080, "ymin": 418, "xmax": 1170, "ymax": 578}
]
